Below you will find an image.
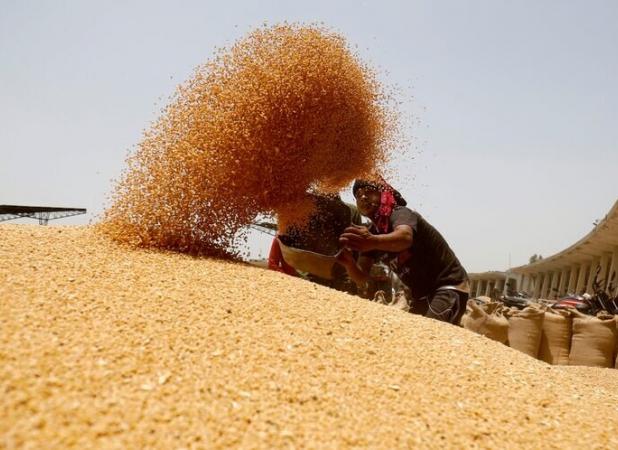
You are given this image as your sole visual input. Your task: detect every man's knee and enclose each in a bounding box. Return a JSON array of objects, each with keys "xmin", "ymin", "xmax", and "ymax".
[{"xmin": 426, "ymin": 290, "xmax": 465, "ymax": 324}]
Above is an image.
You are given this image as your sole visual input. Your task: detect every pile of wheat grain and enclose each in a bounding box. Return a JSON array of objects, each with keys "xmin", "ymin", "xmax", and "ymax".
[
  {"xmin": 99, "ymin": 24, "xmax": 398, "ymax": 257},
  {"xmin": 2, "ymin": 224, "xmax": 618, "ymax": 449}
]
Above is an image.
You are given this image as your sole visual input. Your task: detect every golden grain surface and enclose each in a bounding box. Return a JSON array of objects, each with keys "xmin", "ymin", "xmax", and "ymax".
[
  {"xmin": 2, "ymin": 224, "xmax": 618, "ymax": 449},
  {"xmin": 100, "ymin": 24, "xmax": 396, "ymax": 257}
]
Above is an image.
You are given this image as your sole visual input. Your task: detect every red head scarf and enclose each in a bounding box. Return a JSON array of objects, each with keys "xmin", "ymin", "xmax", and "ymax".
[{"xmin": 375, "ymin": 179, "xmax": 397, "ymax": 234}]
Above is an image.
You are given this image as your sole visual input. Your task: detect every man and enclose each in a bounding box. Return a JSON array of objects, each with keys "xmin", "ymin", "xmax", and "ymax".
[{"xmin": 336, "ymin": 179, "xmax": 469, "ymax": 324}]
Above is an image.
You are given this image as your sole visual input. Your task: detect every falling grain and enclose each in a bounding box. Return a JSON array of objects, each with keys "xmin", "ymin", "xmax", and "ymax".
[{"xmin": 99, "ymin": 24, "xmax": 398, "ymax": 257}]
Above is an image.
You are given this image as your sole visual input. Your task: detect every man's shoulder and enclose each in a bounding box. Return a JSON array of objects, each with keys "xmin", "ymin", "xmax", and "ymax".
[
  {"xmin": 393, "ymin": 205, "xmax": 419, "ymax": 216},
  {"xmin": 391, "ymin": 206, "xmax": 420, "ymax": 227}
]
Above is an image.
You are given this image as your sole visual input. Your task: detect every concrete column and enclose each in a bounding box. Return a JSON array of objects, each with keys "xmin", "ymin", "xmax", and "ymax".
[
  {"xmin": 530, "ymin": 274, "xmax": 538, "ymax": 296},
  {"xmin": 534, "ymin": 273, "xmax": 543, "ymax": 299},
  {"xmin": 484, "ymin": 280, "xmax": 492, "ymax": 297},
  {"xmin": 543, "ymin": 271, "xmax": 552, "ymax": 298},
  {"xmin": 520, "ymin": 274, "xmax": 527, "ymax": 293},
  {"xmin": 540, "ymin": 272, "xmax": 551, "ymax": 299},
  {"xmin": 576, "ymin": 263, "xmax": 589, "ymax": 295},
  {"xmin": 586, "ymin": 258, "xmax": 601, "ymax": 294},
  {"xmin": 544, "ymin": 272, "xmax": 552, "ymax": 298},
  {"xmin": 549, "ymin": 271, "xmax": 560, "ymax": 299},
  {"xmin": 567, "ymin": 265, "xmax": 579, "ymax": 294},
  {"xmin": 558, "ymin": 268, "xmax": 569, "ymax": 297},
  {"xmin": 607, "ymin": 247, "xmax": 618, "ymax": 292},
  {"xmin": 598, "ymin": 253, "xmax": 610, "ymax": 292},
  {"xmin": 475, "ymin": 280, "xmax": 483, "ymax": 297}
]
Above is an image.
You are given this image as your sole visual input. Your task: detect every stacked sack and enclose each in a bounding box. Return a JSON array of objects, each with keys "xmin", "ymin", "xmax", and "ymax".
[
  {"xmin": 539, "ymin": 309, "xmax": 572, "ymax": 365},
  {"xmin": 568, "ymin": 311, "xmax": 616, "ymax": 368},
  {"xmin": 506, "ymin": 306, "xmax": 545, "ymax": 359},
  {"xmin": 460, "ymin": 300, "xmax": 509, "ymax": 344},
  {"xmin": 461, "ymin": 299, "xmax": 618, "ymax": 368}
]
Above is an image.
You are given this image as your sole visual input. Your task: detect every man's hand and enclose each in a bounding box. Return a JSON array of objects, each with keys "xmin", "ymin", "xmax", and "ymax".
[
  {"xmin": 335, "ymin": 248, "xmax": 371, "ymax": 288},
  {"xmin": 339, "ymin": 225, "xmax": 376, "ymax": 252},
  {"xmin": 335, "ymin": 247, "xmax": 356, "ymax": 268}
]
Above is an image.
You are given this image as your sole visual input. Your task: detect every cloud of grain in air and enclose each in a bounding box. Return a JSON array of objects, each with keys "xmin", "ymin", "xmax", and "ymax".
[{"xmin": 100, "ymin": 24, "xmax": 401, "ymax": 257}]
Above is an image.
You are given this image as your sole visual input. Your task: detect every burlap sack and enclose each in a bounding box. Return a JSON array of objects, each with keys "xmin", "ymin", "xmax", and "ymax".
[
  {"xmin": 539, "ymin": 309, "xmax": 572, "ymax": 365},
  {"xmin": 501, "ymin": 306, "xmax": 518, "ymax": 319},
  {"xmin": 569, "ymin": 312, "xmax": 616, "ymax": 368},
  {"xmin": 461, "ymin": 300, "xmax": 508, "ymax": 344},
  {"xmin": 388, "ymin": 291, "xmax": 410, "ymax": 312},
  {"xmin": 507, "ymin": 307, "xmax": 544, "ymax": 358}
]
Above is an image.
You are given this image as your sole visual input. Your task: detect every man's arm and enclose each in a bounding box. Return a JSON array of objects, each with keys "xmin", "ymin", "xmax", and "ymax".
[
  {"xmin": 335, "ymin": 250, "xmax": 373, "ymax": 288},
  {"xmin": 339, "ymin": 224, "xmax": 413, "ymax": 253}
]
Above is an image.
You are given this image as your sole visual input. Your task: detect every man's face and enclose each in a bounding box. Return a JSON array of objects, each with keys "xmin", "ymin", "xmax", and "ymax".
[{"xmin": 355, "ymin": 187, "xmax": 381, "ymax": 217}]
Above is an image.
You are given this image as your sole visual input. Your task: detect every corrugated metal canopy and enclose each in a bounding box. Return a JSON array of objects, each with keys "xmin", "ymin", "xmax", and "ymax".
[{"xmin": 512, "ymin": 200, "xmax": 618, "ymax": 274}]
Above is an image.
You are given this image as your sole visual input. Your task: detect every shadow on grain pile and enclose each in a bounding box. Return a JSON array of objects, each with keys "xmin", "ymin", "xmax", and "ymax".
[{"xmin": 2, "ymin": 225, "xmax": 618, "ymax": 449}]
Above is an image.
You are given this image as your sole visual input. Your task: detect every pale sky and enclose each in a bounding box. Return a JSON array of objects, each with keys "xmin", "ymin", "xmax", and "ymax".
[{"xmin": 1, "ymin": 0, "xmax": 617, "ymax": 272}]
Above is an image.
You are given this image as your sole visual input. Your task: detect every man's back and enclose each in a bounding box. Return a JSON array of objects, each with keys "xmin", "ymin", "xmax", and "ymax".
[{"xmin": 368, "ymin": 206, "xmax": 468, "ymax": 299}]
